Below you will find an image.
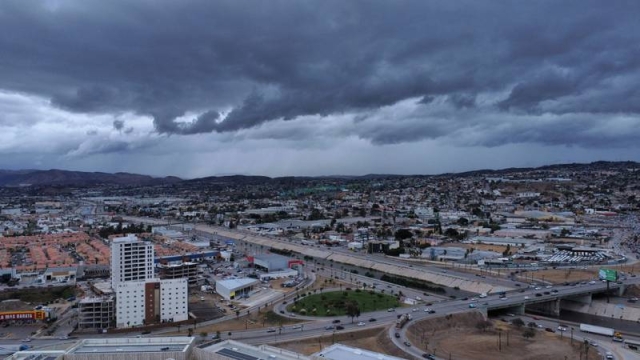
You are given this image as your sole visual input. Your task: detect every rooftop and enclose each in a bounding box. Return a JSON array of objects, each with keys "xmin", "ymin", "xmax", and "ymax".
[
  {"xmin": 216, "ymin": 278, "xmax": 260, "ymax": 290},
  {"xmin": 67, "ymin": 337, "xmax": 194, "ymax": 354},
  {"xmin": 313, "ymin": 344, "xmax": 406, "ymax": 360},
  {"xmin": 202, "ymin": 340, "xmax": 310, "ymax": 360}
]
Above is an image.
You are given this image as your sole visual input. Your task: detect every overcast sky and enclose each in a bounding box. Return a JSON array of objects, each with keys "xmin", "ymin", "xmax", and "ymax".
[{"xmin": 1, "ymin": 1, "xmax": 639, "ymax": 178}]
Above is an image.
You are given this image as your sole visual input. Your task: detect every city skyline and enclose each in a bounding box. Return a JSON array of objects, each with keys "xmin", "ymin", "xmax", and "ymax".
[{"xmin": 1, "ymin": 1, "xmax": 640, "ymax": 178}]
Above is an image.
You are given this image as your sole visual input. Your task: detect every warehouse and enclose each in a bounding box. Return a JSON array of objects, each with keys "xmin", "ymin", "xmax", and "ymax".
[
  {"xmin": 198, "ymin": 339, "xmax": 310, "ymax": 360},
  {"xmin": 215, "ymin": 278, "xmax": 260, "ymax": 300},
  {"xmin": 66, "ymin": 337, "xmax": 194, "ymax": 360},
  {"xmin": 251, "ymin": 253, "xmax": 291, "ymax": 272}
]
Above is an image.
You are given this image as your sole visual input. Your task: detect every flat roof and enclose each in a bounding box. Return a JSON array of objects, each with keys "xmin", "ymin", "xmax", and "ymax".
[
  {"xmin": 314, "ymin": 344, "xmax": 406, "ymax": 360},
  {"xmin": 68, "ymin": 337, "xmax": 194, "ymax": 354},
  {"xmin": 216, "ymin": 278, "xmax": 260, "ymax": 291},
  {"xmin": 203, "ymin": 340, "xmax": 309, "ymax": 360}
]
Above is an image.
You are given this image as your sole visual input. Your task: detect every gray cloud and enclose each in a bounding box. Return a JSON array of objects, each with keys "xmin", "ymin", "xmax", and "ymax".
[
  {"xmin": 0, "ymin": 0, "xmax": 639, "ymax": 152},
  {"xmin": 113, "ymin": 119, "xmax": 124, "ymax": 131}
]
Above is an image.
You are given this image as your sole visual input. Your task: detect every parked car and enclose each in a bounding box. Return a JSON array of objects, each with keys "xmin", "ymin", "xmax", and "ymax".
[
  {"xmin": 336, "ymin": 325, "xmax": 344, "ymax": 330},
  {"xmin": 332, "ymin": 319, "xmax": 341, "ymax": 324},
  {"xmin": 395, "ymin": 333, "xmax": 400, "ymax": 338}
]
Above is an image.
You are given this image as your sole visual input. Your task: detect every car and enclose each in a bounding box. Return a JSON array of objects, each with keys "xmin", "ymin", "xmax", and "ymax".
[
  {"xmin": 289, "ymin": 313, "xmax": 296, "ymax": 317},
  {"xmin": 412, "ymin": 308, "xmax": 419, "ymax": 312},
  {"xmin": 292, "ymin": 325, "xmax": 302, "ymax": 329},
  {"xmin": 544, "ymin": 291, "xmax": 550, "ymax": 295},
  {"xmin": 424, "ymin": 308, "xmax": 431, "ymax": 312},
  {"xmin": 422, "ymin": 354, "xmax": 436, "ymax": 360},
  {"xmin": 58, "ymin": 335, "xmax": 69, "ymax": 340},
  {"xmin": 470, "ymin": 297, "xmax": 477, "ymax": 301},
  {"xmin": 336, "ymin": 325, "xmax": 344, "ymax": 330},
  {"xmin": 279, "ymin": 310, "xmax": 285, "ymax": 314},
  {"xmin": 469, "ymin": 303, "xmax": 476, "ymax": 308},
  {"xmin": 267, "ymin": 328, "xmax": 276, "ymax": 333},
  {"xmin": 551, "ymin": 289, "xmax": 559, "ymax": 293},
  {"xmin": 369, "ymin": 318, "xmax": 377, "ymax": 322},
  {"xmin": 403, "ymin": 341, "xmax": 412, "ymax": 347},
  {"xmin": 395, "ymin": 332, "xmax": 401, "ymax": 338},
  {"xmin": 545, "ymin": 328, "xmax": 555, "ymax": 333},
  {"xmin": 557, "ymin": 326, "xmax": 567, "ymax": 331},
  {"xmin": 387, "ymin": 308, "xmax": 395, "ymax": 312},
  {"xmin": 428, "ymin": 309, "xmax": 436, "ymax": 314},
  {"xmin": 22, "ymin": 338, "xmax": 31, "ymax": 342},
  {"xmin": 332, "ymin": 319, "xmax": 341, "ymax": 324},
  {"xmin": 325, "ymin": 325, "xmax": 334, "ymax": 330},
  {"xmin": 546, "ymin": 285, "xmax": 553, "ymax": 289},
  {"xmin": 524, "ymin": 296, "xmax": 530, "ymax": 300},
  {"xmin": 515, "ymin": 283, "xmax": 521, "ymax": 287},
  {"xmin": 534, "ymin": 287, "xmax": 541, "ymax": 290},
  {"xmin": 501, "ymin": 297, "xmax": 508, "ymax": 300},
  {"xmin": 357, "ymin": 322, "xmax": 366, "ymax": 326},
  {"xmin": 535, "ymin": 293, "xmax": 542, "ymax": 297}
]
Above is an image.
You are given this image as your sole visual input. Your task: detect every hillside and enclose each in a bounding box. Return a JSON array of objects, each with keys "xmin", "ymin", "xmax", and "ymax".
[{"xmin": 0, "ymin": 169, "xmax": 181, "ymax": 187}]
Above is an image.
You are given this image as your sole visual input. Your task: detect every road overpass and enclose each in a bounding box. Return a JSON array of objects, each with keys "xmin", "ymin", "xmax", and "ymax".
[{"xmin": 122, "ymin": 217, "xmax": 520, "ymax": 294}]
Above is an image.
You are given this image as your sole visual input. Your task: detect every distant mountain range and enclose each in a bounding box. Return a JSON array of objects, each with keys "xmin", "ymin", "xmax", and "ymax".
[
  {"xmin": 0, "ymin": 169, "xmax": 181, "ymax": 187},
  {"xmin": 0, "ymin": 161, "xmax": 638, "ymax": 187}
]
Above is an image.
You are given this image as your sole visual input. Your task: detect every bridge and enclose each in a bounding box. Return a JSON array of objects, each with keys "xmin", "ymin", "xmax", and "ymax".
[{"xmin": 482, "ymin": 281, "xmax": 626, "ymax": 317}]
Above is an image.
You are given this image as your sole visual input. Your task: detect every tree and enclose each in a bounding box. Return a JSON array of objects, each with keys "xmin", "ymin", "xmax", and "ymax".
[
  {"xmin": 345, "ymin": 301, "xmax": 361, "ymax": 323},
  {"xmin": 444, "ymin": 228, "xmax": 459, "ymax": 239},
  {"xmin": 511, "ymin": 318, "xmax": 525, "ymax": 328},
  {"xmin": 475, "ymin": 320, "xmax": 492, "ymax": 332},
  {"xmin": 522, "ymin": 327, "xmax": 536, "ymax": 339},
  {"xmin": 394, "ymin": 229, "xmax": 413, "ymax": 241}
]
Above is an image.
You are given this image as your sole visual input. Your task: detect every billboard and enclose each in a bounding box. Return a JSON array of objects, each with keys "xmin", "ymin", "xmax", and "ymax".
[
  {"xmin": 0, "ymin": 310, "xmax": 47, "ymax": 321},
  {"xmin": 599, "ymin": 268, "xmax": 618, "ymax": 282}
]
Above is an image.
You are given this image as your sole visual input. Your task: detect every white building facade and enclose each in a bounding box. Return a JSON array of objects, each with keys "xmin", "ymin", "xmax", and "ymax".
[{"xmin": 111, "ymin": 235, "xmax": 188, "ymax": 328}]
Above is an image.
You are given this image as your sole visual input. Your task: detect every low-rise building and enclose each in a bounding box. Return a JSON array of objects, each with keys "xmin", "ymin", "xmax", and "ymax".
[{"xmin": 78, "ymin": 296, "xmax": 115, "ymax": 330}]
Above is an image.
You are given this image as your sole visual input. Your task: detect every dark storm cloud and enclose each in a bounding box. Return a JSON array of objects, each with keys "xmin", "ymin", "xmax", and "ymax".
[
  {"xmin": 0, "ymin": 0, "xmax": 639, "ymax": 148},
  {"xmin": 113, "ymin": 119, "xmax": 124, "ymax": 131}
]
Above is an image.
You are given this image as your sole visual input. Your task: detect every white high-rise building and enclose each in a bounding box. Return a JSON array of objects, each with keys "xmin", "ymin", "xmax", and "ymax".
[
  {"xmin": 111, "ymin": 235, "xmax": 188, "ymax": 328},
  {"xmin": 111, "ymin": 234, "xmax": 154, "ymax": 287}
]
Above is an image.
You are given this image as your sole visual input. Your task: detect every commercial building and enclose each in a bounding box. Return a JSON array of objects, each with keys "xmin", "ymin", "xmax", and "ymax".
[
  {"xmin": 157, "ymin": 261, "xmax": 198, "ymax": 284},
  {"xmin": 111, "ymin": 235, "xmax": 188, "ymax": 328},
  {"xmin": 313, "ymin": 344, "xmax": 406, "ymax": 360},
  {"xmin": 9, "ymin": 337, "xmax": 196, "ymax": 360},
  {"xmin": 198, "ymin": 339, "xmax": 310, "ymax": 360},
  {"xmin": 251, "ymin": 253, "xmax": 291, "ymax": 272},
  {"xmin": 110, "ymin": 234, "xmax": 154, "ymax": 287},
  {"xmin": 215, "ymin": 278, "xmax": 260, "ymax": 300},
  {"xmin": 78, "ymin": 297, "xmax": 115, "ymax": 330}
]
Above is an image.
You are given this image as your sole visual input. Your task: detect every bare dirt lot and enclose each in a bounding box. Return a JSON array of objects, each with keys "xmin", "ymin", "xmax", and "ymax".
[
  {"xmin": 407, "ymin": 312, "xmax": 600, "ymax": 360},
  {"xmin": 457, "ymin": 243, "xmax": 509, "ymax": 254},
  {"xmin": 276, "ymin": 326, "xmax": 409, "ymax": 359}
]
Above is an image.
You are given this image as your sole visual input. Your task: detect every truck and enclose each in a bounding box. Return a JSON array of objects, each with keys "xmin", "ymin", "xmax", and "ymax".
[
  {"xmin": 396, "ymin": 314, "xmax": 412, "ymax": 329},
  {"xmin": 579, "ymin": 323, "xmax": 614, "ymax": 337}
]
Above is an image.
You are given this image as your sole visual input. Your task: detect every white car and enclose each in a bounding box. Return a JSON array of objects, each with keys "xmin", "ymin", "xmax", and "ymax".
[
  {"xmin": 501, "ymin": 297, "xmax": 508, "ymax": 300},
  {"xmin": 524, "ymin": 296, "xmax": 530, "ymax": 300},
  {"xmin": 357, "ymin": 322, "xmax": 366, "ymax": 326}
]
